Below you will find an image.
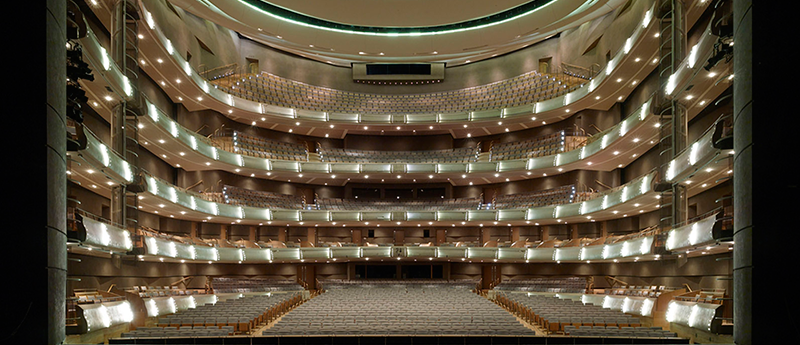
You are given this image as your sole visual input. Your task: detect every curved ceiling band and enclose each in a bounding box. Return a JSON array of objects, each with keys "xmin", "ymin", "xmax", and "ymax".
[{"xmin": 239, "ymin": 0, "xmax": 557, "ymax": 36}]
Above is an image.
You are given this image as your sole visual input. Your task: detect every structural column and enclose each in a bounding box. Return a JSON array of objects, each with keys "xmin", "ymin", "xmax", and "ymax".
[
  {"xmin": 732, "ymin": 0, "xmax": 752, "ymax": 344},
  {"xmin": 220, "ymin": 225, "xmax": 229, "ymax": 240},
  {"xmin": 45, "ymin": 1, "xmax": 67, "ymax": 344},
  {"xmin": 249, "ymin": 226, "xmax": 257, "ymax": 242}
]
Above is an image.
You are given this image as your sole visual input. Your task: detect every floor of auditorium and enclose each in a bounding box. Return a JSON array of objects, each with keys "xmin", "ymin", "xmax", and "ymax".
[{"xmin": 250, "ymin": 293, "xmax": 550, "ymax": 337}]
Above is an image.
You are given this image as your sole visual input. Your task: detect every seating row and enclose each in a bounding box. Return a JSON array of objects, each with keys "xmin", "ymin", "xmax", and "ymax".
[
  {"xmin": 495, "ymin": 277, "xmax": 588, "ymax": 293},
  {"xmin": 496, "ymin": 292, "xmax": 644, "ymax": 334},
  {"xmin": 314, "ymin": 197, "xmax": 482, "ymax": 211},
  {"xmin": 119, "ymin": 326, "xmax": 233, "ymax": 338},
  {"xmin": 262, "ymin": 284, "xmax": 531, "ymax": 336},
  {"xmin": 317, "ymin": 146, "xmax": 478, "ymax": 164},
  {"xmin": 222, "ymin": 185, "xmax": 305, "ymax": 210},
  {"xmin": 217, "ymin": 70, "xmax": 582, "ymax": 115},
  {"xmin": 492, "ymin": 185, "xmax": 577, "ymax": 209},
  {"xmin": 211, "ymin": 277, "xmax": 304, "ymax": 293},
  {"xmin": 154, "ymin": 293, "xmax": 302, "ymax": 334},
  {"xmin": 564, "ymin": 325, "xmax": 678, "ymax": 338}
]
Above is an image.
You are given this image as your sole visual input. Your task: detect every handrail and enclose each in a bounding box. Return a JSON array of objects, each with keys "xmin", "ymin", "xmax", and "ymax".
[
  {"xmin": 69, "ymin": 207, "xmax": 126, "ymax": 230},
  {"xmin": 671, "ymin": 206, "xmax": 724, "ymax": 229}
]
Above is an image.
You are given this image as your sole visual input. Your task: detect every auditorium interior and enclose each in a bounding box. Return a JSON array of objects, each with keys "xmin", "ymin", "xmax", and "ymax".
[{"xmin": 33, "ymin": 0, "xmax": 783, "ymax": 344}]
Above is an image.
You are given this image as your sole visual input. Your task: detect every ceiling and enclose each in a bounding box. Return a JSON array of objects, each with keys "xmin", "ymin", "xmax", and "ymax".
[{"xmin": 167, "ymin": 0, "xmax": 626, "ymax": 66}]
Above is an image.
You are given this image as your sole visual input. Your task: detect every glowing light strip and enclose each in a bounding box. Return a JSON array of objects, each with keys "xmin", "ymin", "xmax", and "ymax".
[
  {"xmin": 238, "ymin": 0, "xmax": 559, "ymax": 37},
  {"xmin": 145, "ymin": 11, "xmax": 155, "ymax": 29},
  {"xmin": 170, "ymin": 120, "xmax": 179, "ymax": 137},
  {"xmin": 666, "ymin": 74, "xmax": 677, "ymax": 95},
  {"xmin": 688, "ymin": 44, "xmax": 699, "ymax": 68},
  {"xmin": 98, "ymin": 143, "xmax": 110, "ymax": 167},
  {"xmin": 100, "ymin": 46, "xmax": 110, "ymax": 71},
  {"xmin": 99, "ymin": 223, "xmax": 110, "ymax": 246},
  {"xmin": 148, "ymin": 102, "xmax": 159, "ymax": 122},
  {"xmin": 123, "ymin": 76, "xmax": 132, "ymax": 97},
  {"xmin": 122, "ymin": 161, "xmax": 133, "ymax": 182},
  {"xmin": 689, "ymin": 141, "xmax": 700, "ymax": 165}
]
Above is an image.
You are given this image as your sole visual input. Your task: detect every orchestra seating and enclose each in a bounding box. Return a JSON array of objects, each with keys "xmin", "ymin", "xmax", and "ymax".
[
  {"xmin": 492, "ymin": 185, "xmax": 577, "ymax": 209},
  {"xmin": 262, "ymin": 283, "xmax": 532, "ymax": 336},
  {"xmin": 317, "ymin": 146, "xmax": 478, "ymax": 164},
  {"xmin": 494, "ymin": 277, "xmax": 588, "ymax": 293},
  {"xmin": 120, "ymin": 326, "xmax": 233, "ymax": 338},
  {"xmin": 211, "ymin": 277, "xmax": 304, "ymax": 293},
  {"xmin": 217, "ymin": 71, "xmax": 581, "ymax": 115},
  {"xmin": 318, "ymin": 279, "xmax": 479, "ymax": 290},
  {"xmin": 144, "ymin": 293, "xmax": 302, "ymax": 335},
  {"xmin": 315, "ymin": 197, "xmax": 482, "ymax": 211},
  {"xmin": 222, "ymin": 185, "xmax": 305, "ymax": 209},
  {"xmin": 564, "ymin": 325, "xmax": 678, "ymax": 337},
  {"xmin": 496, "ymin": 293, "xmax": 645, "ymax": 334}
]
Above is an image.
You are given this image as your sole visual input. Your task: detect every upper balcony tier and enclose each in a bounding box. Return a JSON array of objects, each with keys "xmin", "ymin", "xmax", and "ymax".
[
  {"xmin": 77, "ymin": 0, "xmax": 726, "ymax": 142},
  {"xmin": 76, "ymin": 0, "xmax": 725, "ymax": 140},
  {"xmin": 214, "ymin": 70, "xmax": 582, "ymax": 115}
]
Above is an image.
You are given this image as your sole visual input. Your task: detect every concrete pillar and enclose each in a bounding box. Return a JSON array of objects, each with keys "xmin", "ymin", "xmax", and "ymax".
[
  {"xmin": 220, "ymin": 224, "xmax": 229, "ymax": 240},
  {"xmin": 278, "ymin": 228, "xmax": 287, "ymax": 243},
  {"xmin": 481, "ymin": 227, "xmax": 490, "ymax": 244},
  {"xmin": 307, "ymin": 228, "xmax": 316, "ymax": 246},
  {"xmin": 249, "ymin": 226, "xmax": 257, "ymax": 242},
  {"xmin": 732, "ymin": 0, "xmax": 752, "ymax": 344},
  {"xmin": 45, "ymin": 1, "xmax": 67, "ymax": 344},
  {"xmin": 394, "ymin": 229, "xmax": 404, "ymax": 245}
]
